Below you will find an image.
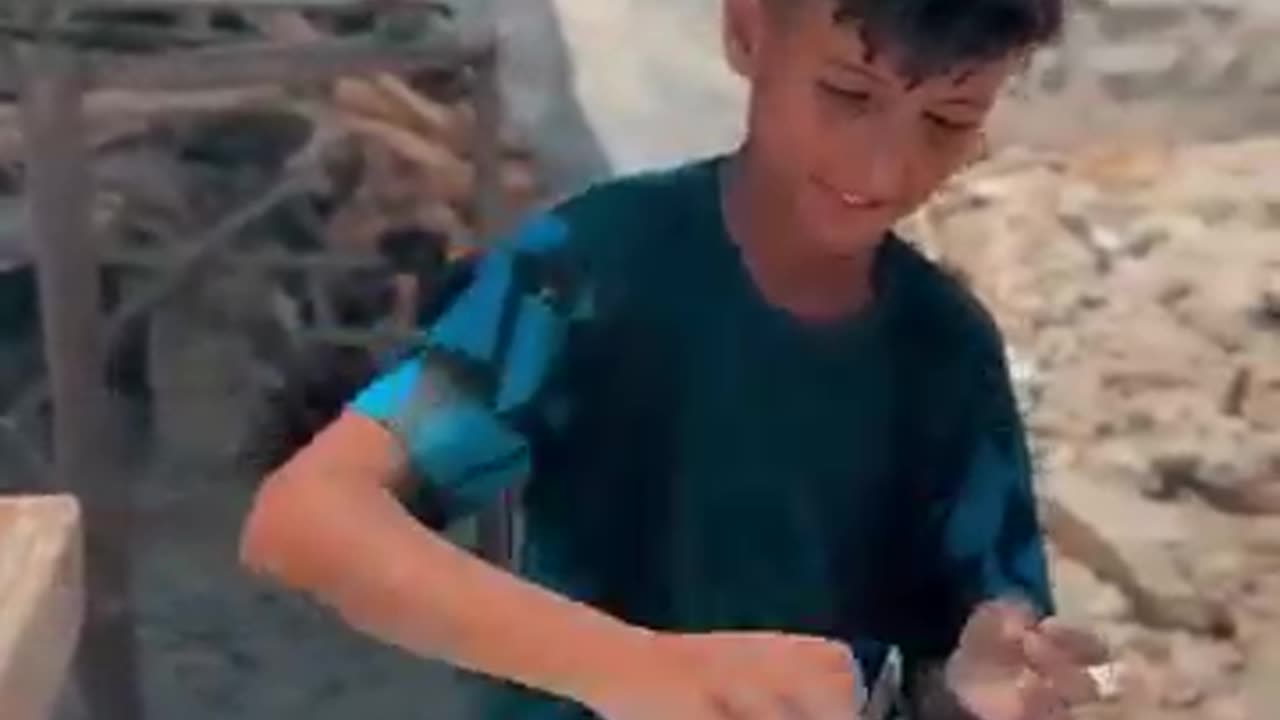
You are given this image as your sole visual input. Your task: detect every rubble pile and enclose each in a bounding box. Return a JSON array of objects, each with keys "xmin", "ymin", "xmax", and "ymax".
[{"xmin": 901, "ymin": 136, "xmax": 1280, "ymax": 719}]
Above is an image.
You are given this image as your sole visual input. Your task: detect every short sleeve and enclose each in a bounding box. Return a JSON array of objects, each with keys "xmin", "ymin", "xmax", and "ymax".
[
  {"xmin": 936, "ymin": 364, "xmax": 1054, "ymax": 618},
  {"xmin": 348, "ymin": 213, "xmax": 586, "ymax": 524},
  {"xmin": 895, "ymin": 326, "xmax": 1054, "ymax": 667}
]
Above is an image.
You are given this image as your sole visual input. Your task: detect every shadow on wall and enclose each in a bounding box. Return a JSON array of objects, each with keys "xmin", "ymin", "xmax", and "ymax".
[{"xmin": 488, "ymin": 0, "xmax": 614, "ymax": 198}]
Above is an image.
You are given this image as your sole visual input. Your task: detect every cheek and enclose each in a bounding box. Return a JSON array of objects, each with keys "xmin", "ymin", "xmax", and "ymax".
[
  {"xmin": 907, "ymin": 139, "xmax": 975, "ymax": 200},
  {"xmin": 748, "ymin": 78, "xmax": 823, "ymax": 161}
]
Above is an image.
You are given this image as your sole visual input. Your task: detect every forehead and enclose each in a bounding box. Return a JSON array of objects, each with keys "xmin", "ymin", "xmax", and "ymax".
[{"xmin": 777, "ymin": 2, "xmax": 1017, "ymax": 94}]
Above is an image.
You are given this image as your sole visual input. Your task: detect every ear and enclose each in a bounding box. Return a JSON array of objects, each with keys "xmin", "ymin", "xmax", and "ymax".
[{"xmin": 723, "ymin": 0, "xmax": 768, "ymax": 78}]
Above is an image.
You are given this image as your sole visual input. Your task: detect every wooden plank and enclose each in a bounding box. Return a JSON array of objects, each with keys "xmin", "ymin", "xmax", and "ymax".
[
  {"xmin": 0, "ymin": 495, "xmax": 84, "ymax": 720},
  {"xmin": 17, "ymin": 41, "xmax": 144, "ymax": 720},
  {"xmin": 0, "ymin": 85, "xmax": 289, "ymax": 160}
]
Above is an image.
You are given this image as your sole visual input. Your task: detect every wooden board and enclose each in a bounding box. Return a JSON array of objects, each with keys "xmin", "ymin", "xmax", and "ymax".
[{"xmin": 0, "ymin": 495, "xmax": 84, "ymax": 720}]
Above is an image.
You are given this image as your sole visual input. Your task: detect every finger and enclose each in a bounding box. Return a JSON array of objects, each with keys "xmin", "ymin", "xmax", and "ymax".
[
  {"xmin": 1021, "ymin": 630, "xmax": 1099, "ymax": 706},
  {"xmin": 778, "ymin": 674, "xmax": 860, "ymax": 720},
  {"xmin": 711, "ymin": 685, "xmax": 788, "ymax": 720},
  {"xmin": 773, "ymin": 635, "xmax": 859, "ymax": 675},
  {"xmin": 765, "ymin": 648, "xmax": 860, "ymax": 720},
  {"xmin": 780, "ymin": 694, "xmax": 855, "ymax": 720},
  {"xmin": 1037, "ymin": 618, "xmax": 1111, "ymax": 666},
  {"xmin": 1013, "ymin": 668, "xmax": 1069, "ymax": 720},
  {"xmin": 965, "ymin": 598, "xmax": 1040, "ymax": 663},
  {"xmin": 991, "ymin": 597, "xmax": 1041, "ymax": 639}
]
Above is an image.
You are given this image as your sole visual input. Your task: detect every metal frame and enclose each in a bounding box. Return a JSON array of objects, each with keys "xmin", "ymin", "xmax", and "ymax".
[{"xmin": 2, "ymin": 3, "xmax": 510, "ymax": 717}]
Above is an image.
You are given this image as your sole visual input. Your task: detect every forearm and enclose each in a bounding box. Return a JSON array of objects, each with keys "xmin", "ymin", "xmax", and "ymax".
[{"xmin": 240, "ymin": 470, "xmax": 645, "ymax": 705}]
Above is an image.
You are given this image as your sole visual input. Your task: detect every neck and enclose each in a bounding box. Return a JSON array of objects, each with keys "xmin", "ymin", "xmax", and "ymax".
[{"xmin": 720, "ymin": 150, "xmax": 878, "ymax": 323}]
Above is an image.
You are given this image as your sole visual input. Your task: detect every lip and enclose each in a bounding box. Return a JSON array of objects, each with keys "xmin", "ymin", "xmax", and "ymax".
[{"xmin": 812, "ymin": 176, "xmax": 885, "ymax": 211}]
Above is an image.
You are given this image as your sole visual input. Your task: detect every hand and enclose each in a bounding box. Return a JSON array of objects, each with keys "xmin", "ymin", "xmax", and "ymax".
[
  {"xmin": 944, "ymin": 599, "xmax": 1112, "ymax": 720},
  {"xmin": 579, "ymin": 630, "xmax": 864, "ymax": 720}
]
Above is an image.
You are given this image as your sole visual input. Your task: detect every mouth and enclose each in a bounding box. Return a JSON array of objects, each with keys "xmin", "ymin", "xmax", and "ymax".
[
  {"xmin": 838, "ymin": 190, "xmax": 877, "ymax": 209},
  {"xmin": 812, "ymin": 177, "xmax": 884, "ymax": 211}
]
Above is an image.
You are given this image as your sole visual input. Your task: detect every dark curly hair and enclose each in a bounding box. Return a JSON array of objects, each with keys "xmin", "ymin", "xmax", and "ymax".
[{"xmin": 795, "ymin": 0, "xmax": 1064, "ymax": 81}]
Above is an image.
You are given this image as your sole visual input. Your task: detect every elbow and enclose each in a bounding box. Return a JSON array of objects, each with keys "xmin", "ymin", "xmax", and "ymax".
[{"xmin": 239, "ymin": 471, "xmax": 302, "ymax": 584}]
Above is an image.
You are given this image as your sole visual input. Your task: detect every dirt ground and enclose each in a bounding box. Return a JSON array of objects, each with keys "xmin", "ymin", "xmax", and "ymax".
[{"xmin": 48, "ymin": 454, "xmax": 476, "ymax": 720}]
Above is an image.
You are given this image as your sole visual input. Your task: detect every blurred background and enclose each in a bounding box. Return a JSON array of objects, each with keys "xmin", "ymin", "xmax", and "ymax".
[{"xmin": 0, "ymin": 1, "xmax": 1276, "ymax": 719}]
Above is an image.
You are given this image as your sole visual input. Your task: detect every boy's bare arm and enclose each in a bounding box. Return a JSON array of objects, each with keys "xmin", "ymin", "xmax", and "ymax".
[
  {"xmin": 238, "ymin": 410, "xmax": 646, "ymax": 704},
  {"xmin": 240, "ymin": 410, "xmax": 864, "ymax": 720}
]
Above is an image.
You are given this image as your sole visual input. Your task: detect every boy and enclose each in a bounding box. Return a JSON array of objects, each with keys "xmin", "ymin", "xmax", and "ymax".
[{"xmin": 241, "ymin": 1, "xmax": 1110, "ymax": 718}]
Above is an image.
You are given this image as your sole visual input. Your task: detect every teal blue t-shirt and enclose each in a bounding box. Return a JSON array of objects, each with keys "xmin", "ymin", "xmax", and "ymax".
[{"xmin": 350, "ymin": 157, "xmax": 1052, "ymax": 719}]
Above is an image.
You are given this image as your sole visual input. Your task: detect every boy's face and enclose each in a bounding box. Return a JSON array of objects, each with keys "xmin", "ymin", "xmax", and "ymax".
[{"xmin": 725, "ymin": 0, "xmax": 1019, "ymax": 258}]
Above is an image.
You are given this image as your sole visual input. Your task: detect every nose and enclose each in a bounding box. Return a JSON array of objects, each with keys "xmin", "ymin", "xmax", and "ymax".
[
  {"xmin": 863, "ymin": 127, "xmax": 912, "ymax": 201},
  {"xmin": 840, "ymin": 117, "xmax": 913, "ymax": 204}
]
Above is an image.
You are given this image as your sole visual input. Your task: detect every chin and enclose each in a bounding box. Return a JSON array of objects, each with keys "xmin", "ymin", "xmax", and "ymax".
[{"xmin": 807, "ymin": 221, "xmax": 889, "ymax": 259}]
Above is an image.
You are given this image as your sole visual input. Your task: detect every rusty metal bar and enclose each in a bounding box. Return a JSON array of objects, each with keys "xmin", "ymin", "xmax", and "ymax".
[
  {"xmin": 0, "ymin": 0, "xmax": 425, "ymax": 11},
  {"xmin": 3, "ymin": 4, "xmax": 500, "ymax": 717},
  {"xmin": 16, "ymin": 37, "xmax": 144, "ymax": 720},
  {"xmin": 296, "ymin": 325, "xmax": 423, "ymax": 347},
  {"xmin": 104, "ymin": 176, "xmax": 307, "ymax": 343},
  {"xmin": 0, "ymin": 85, "xmax": 289, "ymax": 159},
  {"xmin": 90, "ymin": 33, "xmax": 487, "ymax": 91},
  {"xmin": 0, "ymin": 174, "xmax": 308, "ymax": 489},
  {"xmin": 0, "ymin": 29, "xmax": 491, "ymax": 95},
  {"xmin": 101, "ymin": 246, "xmax": 387, "ymax": 272},
  {"xmin": 64, "ymin": 0, "xmax": 416, "ymax": 7}
]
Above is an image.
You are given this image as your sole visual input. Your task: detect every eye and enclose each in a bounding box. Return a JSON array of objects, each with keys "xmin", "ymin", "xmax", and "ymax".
[
  {"xmin": 817, "ymin": 80, "xmax": 872, "ymax": 106},
  {"xmin": 925, "ymin": 113, "xmax": 980, "ymax": 132}
]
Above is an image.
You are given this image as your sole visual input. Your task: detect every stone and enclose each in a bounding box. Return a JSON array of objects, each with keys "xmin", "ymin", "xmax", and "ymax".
[
  {"xmin": 1170, "ymin": 449, "xmax": 1280, "ymax": 517},
  {"xmin": 1243, "ymin": 519, "xmax": 1280, "ymax": 561},
  {"xmin": 1168, "ymin": 632, "xmax": 1246, "ymax": 696},
  {"xmin": 1202, "ymin": 694, "xmax": 1249, "ymax": 720},
  {"xmin": 1159, "ymin": 668, "xmax": 1206, "ymax": 709},
  {"xmin": 1243, "ymin": 628, "xmax": 1280, "ymax": 720},
  {"xmin": 1147, "ymin": 436, "xmax": 1280, "ymax": 509},
  {"xmin": 1256, "ymin": 275, "xmax": 1280, "ymax": 323},
  {"xmin": 1049, "ymin": 552, "xmax": 1134, "ymax": 623},
  {"xmin": 1039, "ymin": 480, "xmax": 1233, "ymax": 635},
  {"xmin": 1097, "ymin": 0, "xmax": 1188, "ymax": 40},
  {"xmin": 1241, "ymin": 366, "xmax": 1280, "ymax": 430}
]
